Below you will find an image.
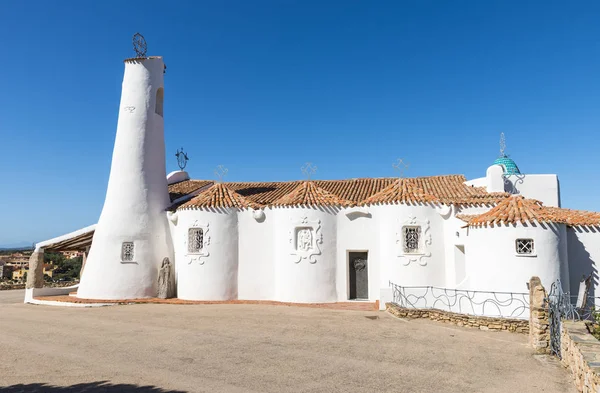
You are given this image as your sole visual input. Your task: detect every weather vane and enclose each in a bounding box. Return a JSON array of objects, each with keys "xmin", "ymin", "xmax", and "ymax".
[
  {"xmin": 214, "ymin": 165, "xmax": 229, "ymax": 182},
  {"xmin": 133, "ymin": 32, "xmax": 147, "ymax": 58},
  {"xmin": 499, "ymin": 132, "xmax": 506, "ymax": 157},
  {"xmin": 175, "ymin": 148, "xmax": 189, "ymax": 170},
  {"xmin": 392, "ymin": 158, "xmax": 410, "ymax": 178},
  {"xmin": 301, "ymin": 162, "xmax": 317, "ymax": 180}
]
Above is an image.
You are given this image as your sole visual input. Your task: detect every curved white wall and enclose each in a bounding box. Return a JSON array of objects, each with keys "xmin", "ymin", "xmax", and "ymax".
[
  {"xmin": 78, "ymin": 57, "xmax": 173, "ymax": 300},
  {"xmin": 567, "ymin": 226, "xmax": 600, "ymax": 300},
  {"xmin": 465, "ymin": 222, "xmax": 568, "ymax": 293},
  {"xmin": 373, "ymin": 204, "xmax": 446, "ymax": 288},
  {"xmin": 273, "ymin": 207, "xmax": 337, "ymax": 303},
  {"xmin": 175, "ymin": 208, "xmax": 238, "ymax": 300},
  {"xmin": 237, "ymin": 208, "xmax": 274, "ymax": 300}
]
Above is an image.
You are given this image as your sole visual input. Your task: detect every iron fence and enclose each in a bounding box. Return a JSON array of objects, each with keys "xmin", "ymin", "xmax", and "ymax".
[{"xmin": 389, "ymin": 281, "xmax": 530, "ymax": 319}]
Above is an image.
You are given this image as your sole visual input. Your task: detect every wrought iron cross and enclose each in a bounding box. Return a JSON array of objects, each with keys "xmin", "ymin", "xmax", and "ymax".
[
  {"xmin": 499, "ymin": 132, "xmax": 506, "ymax": 157},
  {"xmin": 301, "ymin": 162, "xmax": 317, "ymax": 180},
  {"xmin": 214, "ymin": 165, "xmax": 229, "ymax": 182},
  {"xmin": 392, "ymin": 158, "xmax": 410, "ymax": 178},
  {"xmin": 175, "ymin": 148, "xmax": 189, "ymax": 170},
  {"xmin": 133, "ymin": 32, "xmax": 147, "ymax": 58}
]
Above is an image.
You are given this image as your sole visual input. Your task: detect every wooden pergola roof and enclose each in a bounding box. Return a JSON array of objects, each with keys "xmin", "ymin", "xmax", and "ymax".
[{"xmin": 37, "ymin": 225, "xmax": 96, "ymax": 252}]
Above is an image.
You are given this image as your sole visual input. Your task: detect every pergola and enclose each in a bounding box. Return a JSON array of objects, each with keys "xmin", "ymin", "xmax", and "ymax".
[{"xmin": 26, "ymin": 225, "xmax": 95, "ymax": 289}]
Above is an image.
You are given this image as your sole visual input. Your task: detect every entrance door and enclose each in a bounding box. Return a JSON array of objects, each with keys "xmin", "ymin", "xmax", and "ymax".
[{"xmin": 349, "ymin": 252, "xmax": 368, "ymax": 300}]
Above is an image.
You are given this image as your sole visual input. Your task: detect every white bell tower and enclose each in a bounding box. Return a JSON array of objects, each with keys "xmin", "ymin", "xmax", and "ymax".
[{"xmin": 77, "ymin": 35, "xmax": 173, "ymax": 299}]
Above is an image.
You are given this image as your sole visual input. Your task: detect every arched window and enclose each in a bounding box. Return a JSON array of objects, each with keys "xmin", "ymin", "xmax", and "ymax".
[{"xmin": 155, "ymin": 88, "xmax": 164, "ymax": 117}]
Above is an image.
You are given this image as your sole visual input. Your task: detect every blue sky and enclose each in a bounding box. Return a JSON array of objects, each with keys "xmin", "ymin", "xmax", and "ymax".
[{"xmin": 1, "ymin": 0, "xmax": 599, "ymax": 247}]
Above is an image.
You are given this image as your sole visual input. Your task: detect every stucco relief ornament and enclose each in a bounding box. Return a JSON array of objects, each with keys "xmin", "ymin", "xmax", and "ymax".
[
  {"xmin": 289, "ymin": 216, "xmax": 323, "ymax": 264},
  {"xmin": 396, "ymin": 216, "xmax": 431, "ymax": 266},
  {"xmin": 185, "ymin": 220, "xmax": 210, "ymax": 264}
]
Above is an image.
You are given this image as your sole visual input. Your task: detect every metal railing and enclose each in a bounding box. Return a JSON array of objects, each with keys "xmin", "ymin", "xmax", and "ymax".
[{"xmin": 390, "ymin": 281, "xmax": 530, "ymax": 319}]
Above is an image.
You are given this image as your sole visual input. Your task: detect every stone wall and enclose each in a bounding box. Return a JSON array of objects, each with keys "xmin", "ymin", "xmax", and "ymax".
[
  {"xmin": 385, "ymin": 303, "xmax": 529, "ymax": 333},
  {"xmin": 529, "ymin": 276, "xmax": 550, "ymax": 353},
  {"xmin": 560, "ymin": 321, "xmax": 600, "ymax": 393}
]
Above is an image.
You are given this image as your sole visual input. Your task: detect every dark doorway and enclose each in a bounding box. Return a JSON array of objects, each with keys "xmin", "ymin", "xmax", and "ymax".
[{"xmin": 349, "ymin": 251, "xmax": 368, "ymax": 300}]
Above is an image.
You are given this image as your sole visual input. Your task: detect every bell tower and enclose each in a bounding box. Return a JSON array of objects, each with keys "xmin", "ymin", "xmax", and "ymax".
[{"xmin": 77, "ymin": 34, "xmax": 173, "ymax": 299}]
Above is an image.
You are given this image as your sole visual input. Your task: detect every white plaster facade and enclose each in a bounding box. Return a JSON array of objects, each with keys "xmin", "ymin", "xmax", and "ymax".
[{"xmin": 32, "ymin": 50, "xmax": 600, "ymax": 320}]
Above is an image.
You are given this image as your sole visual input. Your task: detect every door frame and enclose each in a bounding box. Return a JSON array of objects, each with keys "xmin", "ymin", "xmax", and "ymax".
[{"xmin": 346, "ymin": 250, "xmax": 369, "ymax": 300}]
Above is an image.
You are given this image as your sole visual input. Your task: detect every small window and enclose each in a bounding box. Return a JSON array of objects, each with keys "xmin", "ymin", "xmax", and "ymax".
[
  {"xmin": 516, "ymin": 238, "xmax": 534, "ymax": 255},
  {"xmin": 155, "ymin": 88, "xmax": 164, "ymax": 117},
  {"xmin": 121, "ymin": 242, "xmax": 134, "ymax": 262},
  {"xmin": 403, "ymin": 226, "xmax": 421, "ymax": 254},
  {"xmin": 188, "ymin": 228, "xmax": 203, "ymax": 253}
]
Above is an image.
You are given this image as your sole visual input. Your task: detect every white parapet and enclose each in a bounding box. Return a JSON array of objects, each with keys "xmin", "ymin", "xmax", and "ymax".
[{"xmin": 77, "ymin": 56, "xmax": 174, "ymax": 300}]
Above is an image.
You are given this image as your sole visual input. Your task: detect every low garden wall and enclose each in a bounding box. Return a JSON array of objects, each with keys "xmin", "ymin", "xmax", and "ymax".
[
  {"xmin": 0, "ymin": 281, "xmax": 78, "ymax": 291},
  {"xmin": 386, "ymin": 302, "xmax": 529, "ymax": 333},
  {"xmin": 560, "ymin": 321, "xmax": 600, "ymax": 393}
]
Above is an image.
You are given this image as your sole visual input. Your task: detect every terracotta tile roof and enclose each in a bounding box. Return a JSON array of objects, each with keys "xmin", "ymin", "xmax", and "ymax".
[
  {"xmin": 168, "ymin": 180, "xmax": 213, "ymax": 201},
  {"xmin": 544, "ymin": 207, "xmax": 600, "ymax": 227},
  {"xmin": 168, "ymin": 175, "xmax": 510, "ymax": 209},
  {"xmin": 178, "ymin": 183, "xmax": 260, "ymax": 210},
  {"xmin": 462, "ymin": 196, "xmax": 600, "ymax": 227},
  {"xmin": 456, "ymin": 214, "xmax": 478, "ymax": 222},
  {"xmin": 359, "ymin": 179, "xmax": 440, "ymax": 205},
  {"xmin": 463, "ymin": 196, "xmax": 554, "ymax": 227},
  {"xmin": 271, "ymin": 181, "xmax": 354, "ymax": 207}
]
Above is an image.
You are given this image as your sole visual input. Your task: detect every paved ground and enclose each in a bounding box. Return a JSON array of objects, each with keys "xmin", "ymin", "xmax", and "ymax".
[{"xmin": 0, "ymin": 290, "xmax": 575, "ymax": 393}]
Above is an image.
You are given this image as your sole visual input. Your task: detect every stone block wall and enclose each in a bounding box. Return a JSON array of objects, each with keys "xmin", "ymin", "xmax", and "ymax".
[
  {"xmin": 560, "ymin": 321, "xmax": 600, "ymax": 393},
  {"xmin": 529, "ymin": 276, "xmax": 550, "ymax": 353},
  {"xmin": 385, "ymin": 303, "xmax": 529, "ymax": 333}
]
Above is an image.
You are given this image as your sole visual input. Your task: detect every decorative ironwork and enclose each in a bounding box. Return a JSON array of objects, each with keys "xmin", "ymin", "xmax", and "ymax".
[
  {"xmin": 547, "ymin": 280, "xmax": 578, "ymax": 358},
  {"xmin": 214, "ymin": 165, "xmax": 228, "ymax": 182},
  {"xmin": 515, "ymin": 238, "xmax": 534, "ymax": 255},
  {"xmin": 502, "ymin": 172, "xmax": 526, "ymax": 195},
  {"xmin": 390, "ymin": 282, "xmax": 530, "ymax": 319},
  {"xmin": 175, "ymin": 148, "xmax": 189, "ymax": 170},
  {"xmin": 392, "ymin": 158, "xmax": 410, "ymax": 178},
  {"xmin": 133, "ymin": 33, "xmax": 147, "ymax": 58},
  {"xmin": 301, "ymin": 162, "xmax": 317, "ymax": 180},
  {"xmin": 121, "ymin": 242, "xmax": 135, "ymax": 262},
  {"xmin": 402, "ymin": 226, "xmax": 421, "ymax": 254},
  {"xmin": 188, "ymin": 228, "xmax": 204, "ymax": 253},
  {"xmin": 499, "ymin": 132, "xmax": 506, "ymax": 157}
]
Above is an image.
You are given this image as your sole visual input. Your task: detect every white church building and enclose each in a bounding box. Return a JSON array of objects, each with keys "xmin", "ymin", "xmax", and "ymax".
[{"xmin": 26, "ymin": 45, "xmax": 600, "ymax": 313}]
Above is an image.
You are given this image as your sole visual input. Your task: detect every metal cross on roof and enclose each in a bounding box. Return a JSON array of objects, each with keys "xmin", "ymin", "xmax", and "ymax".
[
  {"xmin": 214, "ymin": 165, "xmax": 229, "ymax": 182},
  {"xmin": 301, "ymin": 162, "xmax": 317, "ymax": 180},
  {"xmin": 175, "ymin": 148, "xmax": 189, "ymax": 170},
  {"xmin": 499, "ymin": 132, "xmax": 506, "ymax": 157},
  {"xmin": 133, "ymin": 32, "xmax": 147, "ymax": 58},
  {"xmin": 392, "ymin": 158, "xmax": 410, "ymax": 178}
]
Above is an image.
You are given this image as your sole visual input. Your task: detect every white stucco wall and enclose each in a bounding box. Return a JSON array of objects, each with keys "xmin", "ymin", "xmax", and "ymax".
[
  {"xmin": 464, "ymin": 222, "xmax": 568, "ymax": 294},
  {"xmin": 237, "ymin": 208, "xmax": 274, "ymax": 300},
  {"xmin": 336, "ymin": 207, "xmax": 378, "ymax": 301},
  {"xmin": 273, "ymin": 207, "xmax": 338, "ymax": 303},
  {"xmin": 373, "ymin": 204, "xmax": 446, "ymax": 289},
  {"xmin": 78, "ymin": 57, "xmax": 173, "ymax": 300},
  {"xmin": 567, "ymin": 226, "xmax": 600, "ymax": 301},
  {"xmin": 175, "ymin": 208, "xmax": 239, "ymax": 300},
  {"xmin": 167, "ymin": 170, "xmax": 190, "ymax": 185},
  {"xmin": 504, "ymin": 174, "xmax": 560, "ymax": 207}
]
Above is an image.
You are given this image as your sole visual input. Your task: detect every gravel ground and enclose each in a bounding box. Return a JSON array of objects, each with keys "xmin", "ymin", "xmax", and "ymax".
[{"xmin": 0, "ymin": 290, "xmax": 575, "ymax": 393}]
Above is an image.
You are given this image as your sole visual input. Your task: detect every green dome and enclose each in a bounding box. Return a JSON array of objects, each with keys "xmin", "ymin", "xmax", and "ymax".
[{"xmin": 493, "ymin": 156, "xmax": 520, "ymax": 175}]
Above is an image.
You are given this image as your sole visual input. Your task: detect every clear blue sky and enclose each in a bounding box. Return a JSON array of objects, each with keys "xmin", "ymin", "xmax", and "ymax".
[{"xmin": 1, "ymin": 0, "xmax": 599, "ymax": 247}]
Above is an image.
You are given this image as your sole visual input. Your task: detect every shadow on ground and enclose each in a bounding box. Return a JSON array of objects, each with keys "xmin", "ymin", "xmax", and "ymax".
[{"xmin": 0, "ymin": 381, "xmax": 186, "ymax": 393}]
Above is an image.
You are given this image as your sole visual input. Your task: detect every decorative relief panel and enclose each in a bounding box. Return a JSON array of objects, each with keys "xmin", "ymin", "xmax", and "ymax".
[
  {"xmin": 289, "ymin": 216, "xmax": 323, "ymax": 264},
  {"xmin": 184, "ymin": 220, "xmax": 210, "ymax": 264},
  {"xmin": 396, "ymin": 216, "xmax": 431, "ymax": 266}
]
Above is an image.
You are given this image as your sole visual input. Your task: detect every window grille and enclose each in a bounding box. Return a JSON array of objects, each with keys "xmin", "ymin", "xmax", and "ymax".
[
  {"xmin": 403, "ymin": 226, "xmax": 421, "ymax": 254},
  {"xmin": 121, "ymin": 242, "xmax": 134, "ymax": 262},
  {"xmin": 188, "ymin": 228, "xmax": 204, "ymax": 253},
  {"xmin": 516, "ymin": 238, "xmax": 534, "ymax": 255}
]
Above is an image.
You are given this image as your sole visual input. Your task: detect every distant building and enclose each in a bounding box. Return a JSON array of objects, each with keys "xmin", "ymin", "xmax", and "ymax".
[
  {"xmin": 0, "ymin": 261, "xmax": 13, "ymax": 280},
  {"xmin": 61, "ymin": 251, "xmax": 83, "ymax": 259}
]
